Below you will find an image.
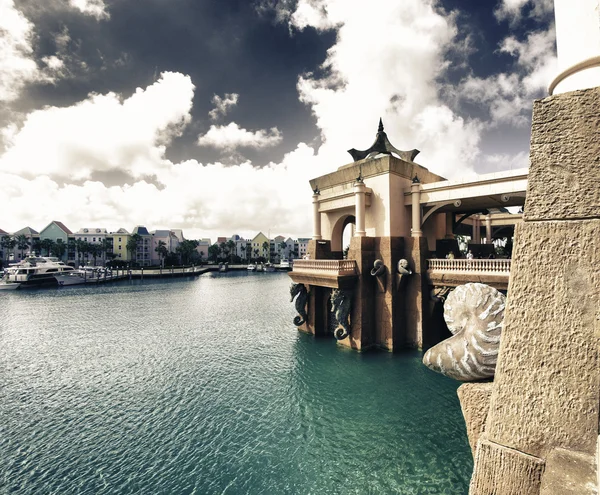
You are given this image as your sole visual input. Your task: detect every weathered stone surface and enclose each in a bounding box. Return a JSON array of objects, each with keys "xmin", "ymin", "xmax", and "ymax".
[
  {"xmin": 423, "ymin": 283, "xmax": 505, "ymax": 381},
  {"xmin": 470, "ymin": 440, "xmax": 545, "ymax": 495},
  {"xmin": 485, "ymin": 219, "xmax": 600, "ymax": 458},
  {"xmin": 525, "ymin": 87, "xmax": 600, "ymax": 222},
  {"xmin": 457, "ymin": 382, "xmax": 493, "ymax": 457},
  {"xmin": 539, "ymin": 448, "xmax": 598, "ymax": 495}
]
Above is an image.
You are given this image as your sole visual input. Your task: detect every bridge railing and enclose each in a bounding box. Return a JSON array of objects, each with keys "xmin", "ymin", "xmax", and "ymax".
[
  {"xmin": 427, "ymin": 258, "xmax": 511, "ymax": 273},
  {"xmin": 292, "ymin": 259, "xmax": 358, "ymax": 276}
]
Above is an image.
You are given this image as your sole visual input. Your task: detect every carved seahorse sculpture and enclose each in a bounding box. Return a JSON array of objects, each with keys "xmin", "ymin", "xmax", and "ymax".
[
  {"xmin": 370, "ymin": 259, "xmax": 385, "ymax": 277},
  {"xmin": 423, "ymin": 283, "xmax": 505, "ymax": 381},
  {"xmin": 331, "ymin": 289, "xmax": 352, "ymax": 340},
  {"xmin": 290, "ymin": 283, "xmax": 308, "ymax": 326}
]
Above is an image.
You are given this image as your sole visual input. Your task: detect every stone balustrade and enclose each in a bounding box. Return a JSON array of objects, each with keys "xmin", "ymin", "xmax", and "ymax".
[
  {"xmin": 289, "ymin": 259, "xmax": 358, "ymax": 289},
  {"xmin": 428, "ymin": 258, "xmax": 511, "ymax": 273},
  {"xmin": 292, "ymin": 259, "xmax": 358, "ymax": 276}
]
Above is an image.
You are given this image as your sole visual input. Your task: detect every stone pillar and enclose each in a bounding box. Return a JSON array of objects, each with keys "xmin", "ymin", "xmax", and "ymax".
[
  {"xmin": 343, "ymin": 236, "xmax": 376, "ymax": 351},
  {"xmin": 469, "ymin": 87, "xmax": 600, "ymax": 495},
  {"xmin": 354, "ymin": 181, "xmax": 367, "ymax": 237},
  {"xmin": 485, "ymin": 215, "xmax": 492, "ymax": 244},
  {"xmin": 312, "ymin": 193, "xmax": 322, "ymax": 240},
  {"xmin": 445, "ymin": 213, "xmax": 455, "ymax": 239},
  {"xmin": 472, "ymin": 216, "xmax": 478, "ymax": 243},
  {"xmin": 411, "ymin": 180, "xmax": 422, "ymax": 238}
]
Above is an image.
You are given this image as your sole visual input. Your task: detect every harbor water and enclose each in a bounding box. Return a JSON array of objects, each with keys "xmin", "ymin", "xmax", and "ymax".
[{"xmin": 0, "ymin": 272, "xmax": 472, "ymax": 494}]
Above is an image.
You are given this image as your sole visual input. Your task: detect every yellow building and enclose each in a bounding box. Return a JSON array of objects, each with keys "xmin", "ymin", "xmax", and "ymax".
[
  {"xmin": 250, "ymin": 232, "xmax": 270, "ymax": 259},
  {"xmin": 107, "ymin": 228, "xmax": 132, "ymax": 262}
]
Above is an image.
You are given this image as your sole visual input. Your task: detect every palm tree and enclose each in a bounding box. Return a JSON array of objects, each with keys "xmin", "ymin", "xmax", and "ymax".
[
  {"xmin": 126, "ymin": 234, "xmax": 141, "ymax": 265},
  {"xmin": 245, "ymin": 243, "xmax": 252, "ymax": 260},
  {"xmin": 40, "ymin": 238, "xmax": 55, "ymax": 256},
  {"xmin": 155, "ymin": 240, "xmax": 168, "ymax": 267},
  {"xmin": 262, "ymin": 241, "xmax": 269, "ymax": 259},
  {"xmin": 226, "ymin": 239, "xmax": 236, "ymax": 263},
  {"xmin": 1, "ymin": 235, "xmax": 16, "ymax": 264},
  {"xmin": 208, "ymin": 244, "xmax": 219, "ymax": 262},
  {"xmin": 219, "ymin": 242, "xmax": 227, "ymax": 261},
  {"xmin": 51, "ymin": 240, "xmax": 66, "ymax": 260},
  {"xmin": 100, "ymin": 238, "xmax": 113, "ymax": 265},
  {"xmin": 253, "ymin": 248, "xmax": 259, "ymax": 260},
  {"xmin": 15, "ymin": 235, "xmax": 30, "ymax": 259},
  {"xmin": 31, "ymin": 238, "xmax": 41, "ymax": 256},
  {"xmin": 279, "ymin": 241, "xmax": 288, "ymax": 260}
]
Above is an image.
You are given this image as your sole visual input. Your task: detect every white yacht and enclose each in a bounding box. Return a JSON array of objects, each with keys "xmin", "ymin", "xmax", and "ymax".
[
  {"xmin": 0, "ymin": 272, "xmax": 21, "ymax": 290},
  {"xmin": 247, "ymin": 263, "xmax": 257, "ymax": 271},
  {"xmin": 279, "ymin": 259, "xmax": 292, "ymax": 270},
  {"xmin": 3, "ymin": 257, "xmax": 77, "ymax": 288}
]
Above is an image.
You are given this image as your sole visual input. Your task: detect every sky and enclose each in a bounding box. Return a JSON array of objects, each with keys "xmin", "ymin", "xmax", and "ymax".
[{"xmin": 0, "ymin": 0, "xmax": 556, "ymax": 241}]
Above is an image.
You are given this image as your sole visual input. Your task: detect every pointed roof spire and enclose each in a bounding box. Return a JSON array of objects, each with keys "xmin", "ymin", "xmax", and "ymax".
[{"xmin": 347, "ymin": 118, "xmax": 420, "ymax": 163}]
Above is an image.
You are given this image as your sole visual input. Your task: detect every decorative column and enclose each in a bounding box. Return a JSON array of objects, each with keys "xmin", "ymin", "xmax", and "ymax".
[
  {"xmin": 411, "ymin": 176, "xmax": 422, "ymax": 238},
  {"xmin": 354, "ymin": 180, "xmax": 367, "ymax": 237},
  {"xmin": 485, "ymin": 215, "xmax": 492, "ymax": 244},
  {"xmin": 472, "ymin": 216, "xmax": 478, "ymax": 244},
  {"xmin": 312, "ymin": 191, "xmax": 322, "ymax": 240}
]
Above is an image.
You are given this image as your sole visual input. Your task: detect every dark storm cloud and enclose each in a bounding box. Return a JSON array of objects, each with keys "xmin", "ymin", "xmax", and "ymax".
[{"xmin": 9, "ymin": 0, "xmax": 335, "ymax": 167}]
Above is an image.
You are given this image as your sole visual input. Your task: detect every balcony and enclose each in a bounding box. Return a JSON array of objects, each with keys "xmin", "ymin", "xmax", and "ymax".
[
  {"xmin": 427, "ymin": 258, "xmax": 511, "ymax": 290},
  {"xmin": 289, "ymin": 259, "xmax": 358, "ymax": 289},
  {"xmin": 427, "ymin": 258, "xmax": 511, "ymax": 273}
]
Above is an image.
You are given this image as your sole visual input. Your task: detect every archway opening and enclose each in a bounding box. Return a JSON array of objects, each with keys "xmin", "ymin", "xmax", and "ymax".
[{"xmin": 341, "ymin": 216, "xmax": 355, "ymax": 258}]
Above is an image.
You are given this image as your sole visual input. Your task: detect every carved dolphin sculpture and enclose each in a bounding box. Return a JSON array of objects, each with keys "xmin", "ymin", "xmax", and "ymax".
[{"xmin": 423, "ymin": 283, "xmax": 505, "ymax": 381}]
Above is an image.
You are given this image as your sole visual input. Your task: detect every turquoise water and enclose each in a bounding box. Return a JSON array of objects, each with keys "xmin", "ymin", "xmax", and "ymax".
[{"xmin": 0, "ymin": 272, "xmax": 472, "ymax": 494}]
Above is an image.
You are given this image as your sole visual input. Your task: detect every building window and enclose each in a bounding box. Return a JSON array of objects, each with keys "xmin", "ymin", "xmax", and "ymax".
[{"xmin": 118, "ymin": 237, "xmax": 122, "ymax": 242}]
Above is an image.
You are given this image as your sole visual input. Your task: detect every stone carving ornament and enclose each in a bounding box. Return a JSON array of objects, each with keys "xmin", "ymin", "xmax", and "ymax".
[
  {"xmin": 330, "ymin": 289, "xmax": 352, "ymax": 340},
  {"xmin": 423, "ymin": 283, "xmax": 505, "ymax": 381},
  {"xmin": 290, "ymin": 283, "xmax": 308, "ymax": 326},
  {"xmin": 370, "ymin": 259, "xmax": 385, "ymax": 277}
]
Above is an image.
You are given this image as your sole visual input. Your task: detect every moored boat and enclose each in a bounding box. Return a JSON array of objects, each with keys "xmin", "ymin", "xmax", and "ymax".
[
  {"xmin": 3, "ymin": 257, "xmax": 77, "ymax": 288},
  {"xmin": 247, "ymin": 263, "xmax": 257, "ymax": 271}
]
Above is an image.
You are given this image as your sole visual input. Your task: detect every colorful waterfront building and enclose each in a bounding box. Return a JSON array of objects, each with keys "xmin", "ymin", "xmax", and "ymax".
[
  {"xmin": 73, "ymin": 227, "xmax": 109, "ymax": 265},
  {"xmin": 131, "ymin": 226, "xmax": 152, "ymax": 266},
  {"xmin": 107, "ymin": 228, "xmax": 132, "ymax": 263},
  {"xmin": 196, "ymin": 238, "xmax": 211, "ymax": 261},
  {"xmin": 150, "ymin": 230, "xmax": 181, "ymax": 265},
  {"xmin": 250, "ymin": 232, "xmax": 269, "ymax": 259},
  {"xmin": 39, "ymin": 221, "xmax": 74, "ymax": 263}
]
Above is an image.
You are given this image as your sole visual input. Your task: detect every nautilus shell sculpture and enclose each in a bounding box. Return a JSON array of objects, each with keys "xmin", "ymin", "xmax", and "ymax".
[{"xmin": 423, "ymin": 283, "xmax": 505, "ymax": 381}]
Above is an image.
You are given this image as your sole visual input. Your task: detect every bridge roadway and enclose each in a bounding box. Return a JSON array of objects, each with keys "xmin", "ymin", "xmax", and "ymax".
[{"xmin": 427, "ymin": 258, "xmax": 510, "ymax": 291}]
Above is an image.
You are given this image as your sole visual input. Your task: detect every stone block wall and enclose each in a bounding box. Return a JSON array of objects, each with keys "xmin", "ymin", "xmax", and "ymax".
[{"xmin": 469, "ymin": 87, "xmax": 600, "ymax": 494}]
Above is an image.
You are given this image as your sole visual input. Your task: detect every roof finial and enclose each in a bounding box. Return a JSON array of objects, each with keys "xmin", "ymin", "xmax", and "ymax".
[{"xmin": 347, "ymin": 119, "xmax": 420, "ymax": 163}]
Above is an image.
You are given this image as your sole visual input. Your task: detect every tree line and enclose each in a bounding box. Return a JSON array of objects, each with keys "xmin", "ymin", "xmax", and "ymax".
[{"xmin": 207, "ymin": 240, "xmax": 298, "ymax": 263}]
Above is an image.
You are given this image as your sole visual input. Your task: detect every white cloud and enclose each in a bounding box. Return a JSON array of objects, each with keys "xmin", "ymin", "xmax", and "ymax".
[
  {"xmin": 197, "ymin": 123, "xmax": 282, "ymax": 151},
  {"xmin": 0, "ymin": 71, "xmax": 195, "ymax": 180},
  {"xmin": 0, "ymin": 0, "xmax": 41, "ymax": 101},
  {"xmin": 0, "ymin": 72, "xmax": 320, "ymax": 238},
  {"xmin": 289, "ymin": 0, "xmax": 480, "ymax": 179},
  {"xmin": 494, "ymin": 0, "xmax": 553, "ymax": 23},
  {"xmin": 208, "ymin": 93, "xmax": 239, "ymax": 120},
  {"xmin": 68, "ymin": 0, "xmax": 109, "ymax": 20},
  {"xmin": 457, "ymin": 28, "xmax": 556, "ymax": 127}
]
